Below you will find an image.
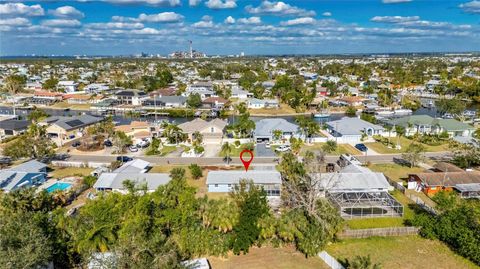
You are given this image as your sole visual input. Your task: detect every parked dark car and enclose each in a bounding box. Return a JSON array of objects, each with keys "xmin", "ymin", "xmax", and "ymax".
[
  {"xmin": 52, "ymin": 153, "xmax": 70, "ymax": 161},
  {"xmin": 72, "ymin": 141, "xmax": 81, "ymax": 147},
  {"xmin": 0, "ymin": 157, "xmax": 12, "ymax": 165},
  {"xmin": 116, "ymin": 156, "xmax": 133, "ymax": 162},
  {"xmin": 355, "ymin": 143, "xmax": 368, "ymax": 152},
  {"xmin": 103, "ymin": 140, "xmax": 113, "ymax": 147}
]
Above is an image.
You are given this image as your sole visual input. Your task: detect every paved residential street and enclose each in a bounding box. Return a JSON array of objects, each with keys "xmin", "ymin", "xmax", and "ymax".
[{"xmin": 66, "ymin": 151, "xmax": 451, "ymax": 166}]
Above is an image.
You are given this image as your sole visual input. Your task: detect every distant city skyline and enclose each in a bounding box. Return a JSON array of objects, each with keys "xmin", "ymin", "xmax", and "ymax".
[{"xmin": 1, "ymin": 0, "xmax": 480, "ymax": 56}]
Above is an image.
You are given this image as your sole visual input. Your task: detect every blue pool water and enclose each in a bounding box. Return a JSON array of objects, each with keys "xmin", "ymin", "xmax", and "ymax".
[{"xmin": 46, "ymin": 182, "xmax": 72, "ymax": 193}]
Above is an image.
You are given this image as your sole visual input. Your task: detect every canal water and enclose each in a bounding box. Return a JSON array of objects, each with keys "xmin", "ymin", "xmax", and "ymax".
[{"xmin": 0, "ymin": 100, "xmax": 477, "ymax": 126}]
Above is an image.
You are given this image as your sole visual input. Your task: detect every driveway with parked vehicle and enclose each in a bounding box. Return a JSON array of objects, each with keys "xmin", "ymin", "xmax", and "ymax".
[{"xmin": 256, "ymin": 143, "xmax": 276, "ymax": 157}]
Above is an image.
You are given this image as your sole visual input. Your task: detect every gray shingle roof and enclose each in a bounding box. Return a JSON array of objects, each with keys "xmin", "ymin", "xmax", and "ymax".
[
  {"xmin": 254, "ymin": 118, "xmax": 298, "ymax": 137},
  {"xmin": 44, "ymin": 115, "xmax": 104, "ymax": 131},
  {"xmin": 0, "ymin": 120, "xmax": 30, "ymax": 131},
  {"xmin": 326, "ymin": 117, "xmax": 384, "ymax": 136},
  {"xmin": 10, "ymin": 160, "xmax": 46, "ymax": 173},
  {"xmin": 206, "ymin": 170, "xmax": 282, "ymax": 185}
]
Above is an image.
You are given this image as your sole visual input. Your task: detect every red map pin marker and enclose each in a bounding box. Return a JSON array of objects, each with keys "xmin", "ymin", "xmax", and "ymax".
[{"xmin": 240, "ymin": 149, "xmax": 254, "ymax": 172}]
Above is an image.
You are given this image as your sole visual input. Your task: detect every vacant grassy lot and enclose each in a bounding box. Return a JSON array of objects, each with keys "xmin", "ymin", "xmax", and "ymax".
[
  {"xmin": 50, "ymin": 102, "xmax": 91, "ymax": 110},
  {"xmin": 300, "ymin": 143, "xmax": 361, "ymax": 156},
  {"xmin": 368, "ymin": 163, "xmax": 425, "ymax": 182},
  {"xmin": 326, "ymin": 236, "xmax": 478, "ymax": 269},
  {"xmin": 248, "ymin": 103, "xmax": 298, "ymax": 116},
  {"xmin": 365, "ymin": 136, "xmax": 449, "ymax": 154},
  {"xmin": 49, "ymin": 166, "xmax": 93, "ymax": 179},
  {"xmin": 148, "ymin": 165, "xmax": 240, "ymax": 199},
  {"xmin": 208, "ymin": 246, "xmax": 328, "ymax": 269}
]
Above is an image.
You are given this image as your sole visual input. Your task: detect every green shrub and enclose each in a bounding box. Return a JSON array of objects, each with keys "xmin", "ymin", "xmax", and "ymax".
[{"xmin": 188, "ymin": 164, "xmax": 203, "ymax": 179}]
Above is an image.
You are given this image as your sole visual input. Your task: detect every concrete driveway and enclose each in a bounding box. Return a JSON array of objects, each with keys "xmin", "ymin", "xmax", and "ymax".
[
  {"xmin": 204, "ymin": 143, "xmax": 221, "ymax": 157},
  {"xmin": 255, "ymin": 143, "xmax": 276, "ymax": 157}
]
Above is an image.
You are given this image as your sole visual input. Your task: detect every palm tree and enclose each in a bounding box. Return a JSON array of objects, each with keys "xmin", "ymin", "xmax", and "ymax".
[
  {"xmin": 221, "ymin": 142, "xmax": 233, "ymax": 165},
  {"xmin": 395, "ymin": 125, "xmax": 405, "ymax": 149},
  {"xmin": 162, "ymin": 124, "xmax": 186, "ymax": 144},
  {"xmin": 272, "ymin": 129, "xmax": 283, "ymax": 142},
  {"xmin": 77, "ymin": 224, "xmax": 117, "ymax": 254}
]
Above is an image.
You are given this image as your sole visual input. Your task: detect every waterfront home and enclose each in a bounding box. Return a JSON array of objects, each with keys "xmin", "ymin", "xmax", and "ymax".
[
  {"xmin": 206, "ymin": 170, "xmax": 281, "ymax": 197},
  {"xmin": 247, "ymin": 98, "xmax": 279, "ymax": 109},
  {"xmin": 0, "ymin": 119, "xmax": 29, "ymax": 139},
  {"xmin": 387, "ymin": 115, "xmax": 475, "ymax": 137},
  {"xmin": 337, "ymin": 96, "xmax": 365, "ymax": 106},
  {"xmin": 41, "ymin": 115, "xmax": 104, "ymax": 146},
  {"xmin": 63, "ymin": 94, "xmax": 91, "ymax": 104},
  {"xmin": 114, "ymin": 89, "xmax": 148, "ymax": 106},
  {"xmin": 326, "ymin": 117, "xmax": 385, "ymax": 144},
  {"xmin": 115, "ymin": 121, "xmax": 152, "ymax": 142},
  {"xmin": 178, "ymin": 118, "xmax": 227, "ymax": 143},
  {"xmin": 254, "ymin": 118, "xmax": 301, "ymax": 143},
  {"xmin": 143, "ymin": 96, "xmax": 187, "ymax": 109},
  {"xmin": 202, "ymin": 97, "xmax": 228, "ymax": 109},
  {"xmin": 0, "ymin": 160, "xmax": 47, "ymax": 192}
]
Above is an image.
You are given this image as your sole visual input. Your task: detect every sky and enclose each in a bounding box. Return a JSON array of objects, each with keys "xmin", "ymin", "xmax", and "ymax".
[{"xmin": 0, "ymin": 0, "xmax": 480, "ymax": 56}]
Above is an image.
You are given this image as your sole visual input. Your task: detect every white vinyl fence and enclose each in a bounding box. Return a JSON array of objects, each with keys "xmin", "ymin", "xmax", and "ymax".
[{"xmin": 318, "ymin": 251, "xmax": 345, "ymax": 269}]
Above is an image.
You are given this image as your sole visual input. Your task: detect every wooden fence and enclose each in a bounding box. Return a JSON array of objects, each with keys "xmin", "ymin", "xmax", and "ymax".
[{"xmin": 338, "ymin": 226, "xmax": 420, "ymax": 239}]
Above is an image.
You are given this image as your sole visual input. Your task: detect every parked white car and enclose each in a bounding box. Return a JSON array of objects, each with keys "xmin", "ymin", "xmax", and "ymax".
[
  {"xmin": 275, "ymin": 145, "xmax": 291, "ymax": 152},
  {"xmin": 129, "ymin": 145, "xmax": 139, "ymax": 152}
]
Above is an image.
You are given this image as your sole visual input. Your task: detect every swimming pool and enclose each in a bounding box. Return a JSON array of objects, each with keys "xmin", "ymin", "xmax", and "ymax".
[{"xmin": 46, "ymin": 182, "xmax": 72, "ymax": 193}]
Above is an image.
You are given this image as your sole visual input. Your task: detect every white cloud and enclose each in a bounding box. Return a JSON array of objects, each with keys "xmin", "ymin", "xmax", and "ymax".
[
  {"xmin": 382, "ymin": 0, "xmax": 412, "ymax": 3},
  {"xmin": 193, "ymin": 21, "xmax": 214, "ymax": 28},
  {"xmin": 460, "ymin": 1, "xmax": 480, "ymax": 13},
  {"xmin": 87, "ymin": 22, "xmax": 145, "ymax": 30},
  {"xmin": 224, "ymin": 16, "xmax": 235, "ymax": 24},
  {"xmin": 49, "ymin": 6, "xmax": 84, "ymax": 19},
  {"xmin": 138, "ymin": 12, "xmax": 184, "ymax": 22},
  {"xmin": 105, "ymin": 0, "xmax": 181, "ymax": 6},
  {"xmin": 322, "ymin": 12, "xmax": 332, "ymax": 17},
  {"xmin": 205, "ymin": 0, "xmax": 237, "ymax": 9},
  {"xmin": 189, "ymin": 0, "xmax": 202, "ymax": 6},
  {"xmin": 245, "ymin": 1, "xmax": 316, "ymax": 17},
  {"xmin": 238, "ymin": 17, "xmax": 262, "ymax": 25},
  {"xmin": 371, "ymin": 16, "xmax": 420, "ymax": 23},
  {"xmin": 0, "ymin": 17, "xmax": 31, "ymax": 26},
  {"xmin": 41, "ymin": 19, "xmax": 81, "ymax": 28},
  {"xmin": 193, "ymin": 15, "xmax": 214, "ymax": 28},
  {"xmin": 399, "ymin": 20, "xmax": 471, "ymax": 30},
  {"xmin": 0, "ymin": 3, "xmax": 44, "ymax": 17},
  {"xmin": 280, "ymin": 17, "xmax": 315, "ymax": 26}
]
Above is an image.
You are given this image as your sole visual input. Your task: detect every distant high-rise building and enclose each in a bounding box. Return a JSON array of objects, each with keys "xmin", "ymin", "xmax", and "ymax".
[{"xmin": 240, "ymin": 52, "xmax": 245, "ymax": 57}]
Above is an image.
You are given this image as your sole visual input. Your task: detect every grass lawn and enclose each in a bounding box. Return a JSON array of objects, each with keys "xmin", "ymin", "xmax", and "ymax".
[
  {"xmin": 208, "ymin": 246, "xmax": 329, "ymax": 269},
  {"xmin": 218, "ymin": 146, "xmax": 253, "ymax": 157},
  {"xmin": 346, "ymin": 190, "xmax": 416, "ymax": 229},
  {"xmin": 148, "ymin": 165, "xmax": 237, "ymax": 199},
  {"xmin": 49, "ymin": 166, "xmax": 94, "ymax": 179},
  {"xmin": 326, "ymin": 236, "xmax": 479, "ymax": 269},
  {"xmin": 159, "ymin": 145, "xmax": 178, "ymax": 156},
  {"xmin": 300, "ymin": 143, "xmax": 361, "ymax": 156},
  {"xmin": 50, "ymin": 102, "xmax": 91, "ymax": 110},
  {"xmin": 248, "ymin": 103, "xmax": 298, "ymax": 116},
  {"xmin": 365, "ymin": 136, "xmax": 449, "ymax": 154},
  {"xmin": 368, "ymin": 163, "xmax": 425, "ymax": 182}
]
